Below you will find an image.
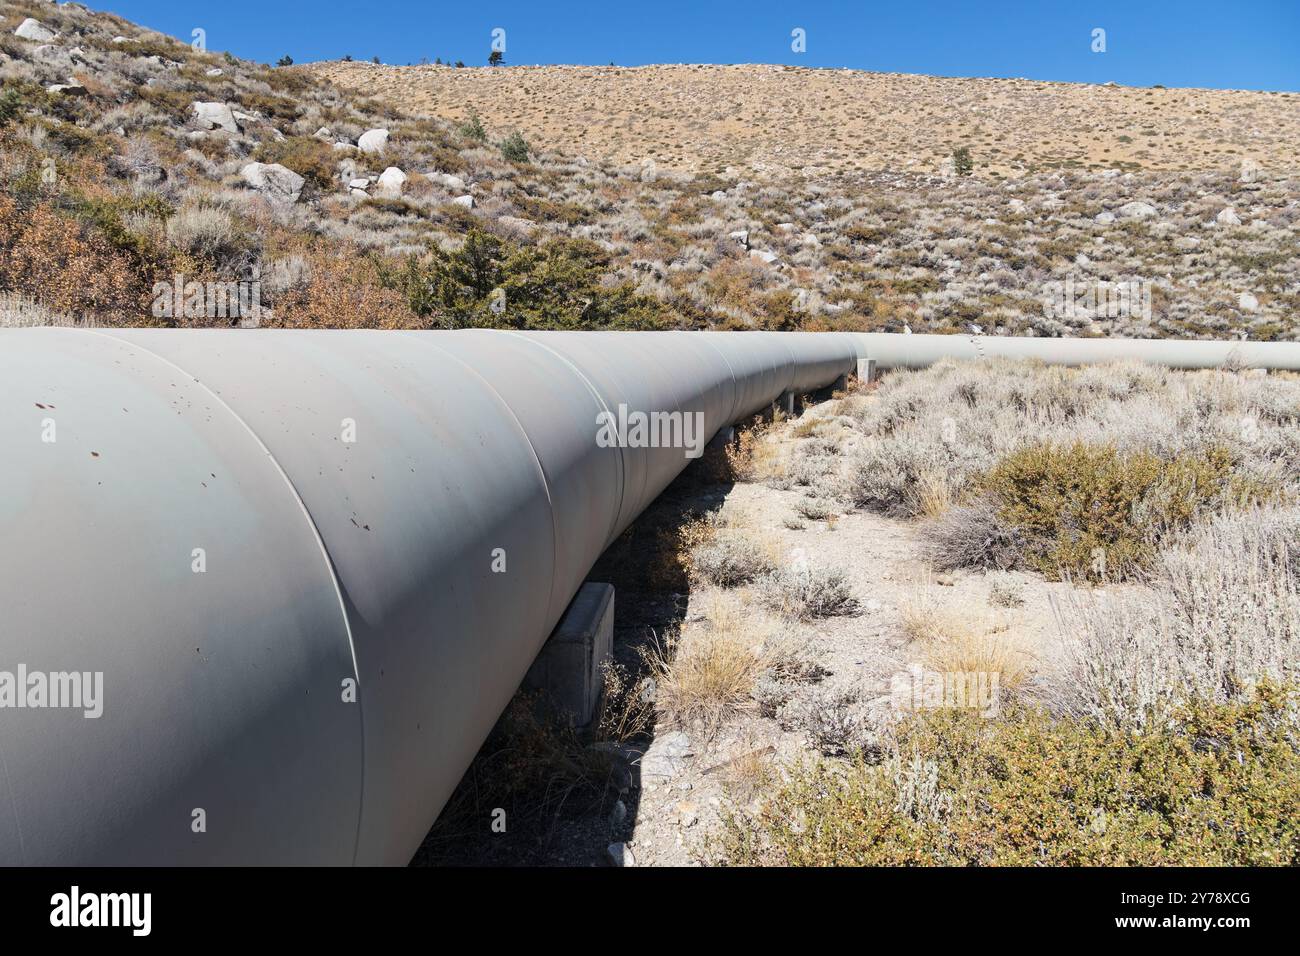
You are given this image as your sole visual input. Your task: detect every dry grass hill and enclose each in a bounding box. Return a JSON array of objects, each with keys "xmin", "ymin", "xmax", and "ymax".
[
  {"xmin": 1, "ymin": 0, "xmax": 1297, "ymax": 342},
  {"xmin": 312, "ymin": 61, "xmax": 1300, "ymax": 179}
]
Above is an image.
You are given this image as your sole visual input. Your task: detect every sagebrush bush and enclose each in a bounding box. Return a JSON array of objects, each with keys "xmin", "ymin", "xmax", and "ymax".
[
  {"xmin": 1051, "ymin": 507, "xmax": 1300, "ymax": 728},
  {"xmin": 981, "ymin": 441, "xmax": 1271, "ymax": 581},
  {"xmin": 689, "ymin": 529, "xmax": 776, "ymax": 587},
  {"xmin": 762, "ymin": 563, "xmax": 859, "ymax": 620},
  {"xmin": 252, "ymin": 136, "xmax": 338, "ymax": 191},
  {"xmin": 716, "ymin": 684, "xmax": 1300, "ymax": 866}
]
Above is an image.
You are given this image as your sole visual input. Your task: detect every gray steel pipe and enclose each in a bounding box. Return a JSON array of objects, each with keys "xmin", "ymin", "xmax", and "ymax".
[
  {"xmin": 0, "ymin": 328, "xmax": 856, "ymax": 866},
  {"xmin": 853, "ymin": 332, "xmax": 1300, "ymax": 370},
  {"xmin": 2, "ymin": 328, "xmax": 1298, "ymax": 866}
]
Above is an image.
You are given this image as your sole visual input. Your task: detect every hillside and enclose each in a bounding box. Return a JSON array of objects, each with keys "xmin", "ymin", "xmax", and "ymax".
[
  {"xmin": 0, "ymin": 1, "xmax": 1297, "ymax": 340},
  {"xmin": 312, "ymin": 61, "xmax": 1300, "ymax": 179}
]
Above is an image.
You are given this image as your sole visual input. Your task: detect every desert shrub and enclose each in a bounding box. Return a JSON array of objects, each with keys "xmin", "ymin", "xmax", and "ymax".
[
  {"xmin": 796, "ymin": 497, "xmax": 837, "ymax": 520},
  {"xmin": 777, "ymin": 684, "xmax": 880, "ymax": 757},
  {"xmin": 716, "ymin": 684, "xmax": 1300, "ymax": 866},
  {"xmin": 952, "ymin": 145, "xmax": 973, "ymax": 177},
  {"xmin": 690, "ymin": 530, "xmax": 776, "ymax": 587},
  {"xmin": 723, "ymin": 418, "xmax": 783, "ymax": 483},
  {"xmin": 165, "ymin": 204, "xmax": 242, "ymax": 264},
  {"xmin": 0, "ymin": 87, "xmax": 26, "ymax": 129},
  {"xmin": 1051, "ymin": 507, "xmax": 1300, "ymax": 728},
  {"xmin": 987, "ymin": 573, "xmax": 1025, "ymax": 608},
  {"xmin": 252, "ymin": 135, "xmax": 336, "ymax": 191},
  {"xmin": 236, "ymin": 90, "xmax": 300, "ymax": 123},
  {"xmin": 921, "ymin": 497, "xmax": 1023, "ymax": 571},
  {"xmin": 762, "ymin": 563, "xmax": 859, "ymax": 620},
  {"xmin": 269, "ymin": 245, "xmax": 420, "ymax": 328},
  {"xmin": 381, "ymin": 230, "xmax": 675, "ymax": 329},
  {"xmin": 648, "ymin": 628, "xmax": 764, "ymax": 734},
  {"xmin": 0, "ymin": 196, "xmax": 152, "ymax": 320},
  {"xmin": 981, "ymin": 441, "xmax": 1269, "ymax": 581}
]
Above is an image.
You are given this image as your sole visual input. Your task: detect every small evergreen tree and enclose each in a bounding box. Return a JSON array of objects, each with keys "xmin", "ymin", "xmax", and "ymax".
[
  {"xmin": 276, "ymin": 54, "xmax": 293, "ymax": 67},
  {"xmin": 498, "ymin": 130, "xmax": 530, "ymax": 163},
  {"xmin": 952, "ymin": 145, "xmax": 973, "ymax": 177},
  {"xmin": 488, "ymin": 50, "xmax": 504, "ymax": 67},
  {"xmin": 458, "ymin": 110, "xmax": 488, "ymax": 143}
]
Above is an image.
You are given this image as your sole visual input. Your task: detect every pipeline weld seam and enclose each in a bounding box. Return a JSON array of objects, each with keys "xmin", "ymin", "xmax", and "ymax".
[
  {"xmin": 88, "ymin": 330, "xmax": 367, "ymax": 866},
  {"xmin": 499, "ymin": 330, "xmax": 629, "ymax": 551},
  {"xmin": 397, "ymin": 333, "xmax": 564, "ymax": 629}
]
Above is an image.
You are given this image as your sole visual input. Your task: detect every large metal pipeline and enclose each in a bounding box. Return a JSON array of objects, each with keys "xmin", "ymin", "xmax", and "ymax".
[
  {"xmin": 0, "ymin": 327, "xmax": 855, "ymax": 865},
  {"xmin": 2, "ymin": 327, "xmax": 1298, "ymax": 866},
  {"xmin": 856, "ymin": 332, "xmax": 1300, "ymax": 370}
]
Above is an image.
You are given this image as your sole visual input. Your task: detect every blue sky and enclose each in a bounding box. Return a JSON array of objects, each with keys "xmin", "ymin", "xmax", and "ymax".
[{"xmin": 103, "ymin": 1, "xmax": 1299, "ymax": 91}]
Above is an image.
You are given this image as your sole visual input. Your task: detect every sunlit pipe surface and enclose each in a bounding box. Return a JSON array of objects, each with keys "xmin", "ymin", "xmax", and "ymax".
[{"xmin": 2, "ymin": 328, "xmax": 1297, "ymax": 865}]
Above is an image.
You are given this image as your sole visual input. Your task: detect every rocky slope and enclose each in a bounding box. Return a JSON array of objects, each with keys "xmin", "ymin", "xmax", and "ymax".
[{"xmin": 1, "ymin": 1, "xmax": 1297, "ymax": 340}]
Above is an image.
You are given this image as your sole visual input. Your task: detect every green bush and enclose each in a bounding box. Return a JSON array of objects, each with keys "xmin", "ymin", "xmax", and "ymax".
[
  {"xmin": 715, "ymin": 683, "xmax": 1300, "ymax": 866},
  {"xmin": 457, "ymin": 110, "xmax": 487, "ymax": 143},
  {"xmin": 498, "ymin": 130, "xmax": 530, "ymax": 163},
  {"xmin": 981, "ymin": 442, "xmax": 1268, "ymax": 581},
  {"xmin": 381, "ymin": 229, "xmax": 675, "ymax": 330},
  {"xmin": 0, "ymin": 87, "xmax": 24, "ymax": 129}
]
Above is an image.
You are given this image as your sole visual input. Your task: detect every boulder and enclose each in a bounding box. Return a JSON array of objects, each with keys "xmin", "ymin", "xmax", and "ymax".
[
  {"xmin": 191, "ymin": 102, "xmax": 239, "ymax": 133},
  {"xmin": 205, "ymin": 67, "xmax": 223, "ymax": 77},
  {"xmin": 347, "ymin": 178, "xmax": 370, "ymax": 190},
  {"xmin": 750, "ymin": 249, "xmax": 780, "ymax": 266},
  {"xmin": 1094, "ymin": 211, "xmax": 1116, "ymax": 224},
  {"xmin": 1116, "ymin": 200, "xmax": 1157, "ymax": 220},
  {"xmin": 375, "ymin": 166, "xmax": 407, "ymax": 197},
  {"xmin": 30, "ymin": 43, "xmax": 68, "ymax": 65},
  {"xmin": 1216, "ymin": 207, "xmax": 1242, "ymax": 227},
  {"xmin": 451, "ymin": 194, "xmax": 474, "ymax": 209},
  {"xmin": 728, "ymin": 229, "xmax": 749, "ymax": 248},
  {"xmin": 605, "ymin": 842, "xmax": 636, "ymax": 867},
  {"xmin": 494, "ymin": 215, "xmax": 537, "ymax": 237},
  {"xmin": 429, "ymin": 171, "xmax": 467, "ymax": 192},
  {"xmin": 357, "ymin": 128, "xmax": 389, "ymax": 154},
  {"xmin": 15, "ymin": 18, "xmax": 56, "ymax": 42},
  {"xmin": 240, "ymin": 162, "xmax": 305, "ymax": 204},
  {"xmin": 640, "ymin": 730, "xmax": 693, "ymax": 783},
  {"xmin": 46, "ymin": 80, "xmax": 86, "ymax": 96},
  {"xmin": 1238, "ymin": 292, "xmax": 1260, "ymax": 313}
]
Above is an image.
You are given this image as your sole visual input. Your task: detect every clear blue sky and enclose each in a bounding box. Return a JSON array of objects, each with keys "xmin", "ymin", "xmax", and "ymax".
[{"xmin": 102, "ymin": 0, "xmax": 1299, "ymax": 91}]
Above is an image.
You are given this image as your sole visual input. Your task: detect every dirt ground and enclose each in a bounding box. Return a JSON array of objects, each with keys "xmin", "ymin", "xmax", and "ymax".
[{"xmin": 413, "ymin": 387, "xmax": 1085, "ymax": 867}]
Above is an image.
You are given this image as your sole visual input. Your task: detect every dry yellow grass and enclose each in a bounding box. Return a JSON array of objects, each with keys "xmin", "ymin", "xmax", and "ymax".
[
  {"xmin": 915, "ymin": 470, "xmax": 953, "ymax": 520},
  {"xmin": 901, "ymin": 588, "xmax": 1035, "ymax": 693},
  {"xmin": 649, "ymin": 590, "xmax": 790, "ymax": 736},
  {"xmin": 311, "ymin": 61, "xmax": 1300, "ymax": 178},
  {"xmin": 724, "ymin": 417, "xmax": 785, "ymax": 483}
]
